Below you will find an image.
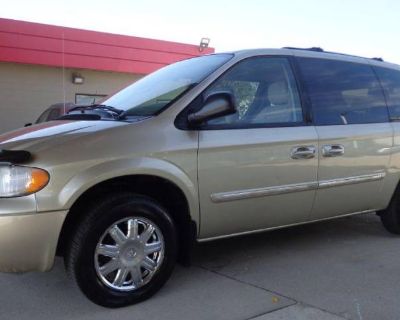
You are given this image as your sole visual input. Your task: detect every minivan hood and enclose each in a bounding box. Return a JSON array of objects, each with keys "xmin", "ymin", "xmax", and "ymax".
[{"xmin": 0, "ymin": 120, "xmax": 130, "ymax": 151}]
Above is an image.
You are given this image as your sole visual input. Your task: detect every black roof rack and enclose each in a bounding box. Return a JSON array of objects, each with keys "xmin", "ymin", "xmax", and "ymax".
[
  {"xmin": 283, "ymin": 47, "xmax": 384, "ymax": 62},
  {"xmin": 283, "ymin": 47, "xmax": 324, "ymax": 52}
]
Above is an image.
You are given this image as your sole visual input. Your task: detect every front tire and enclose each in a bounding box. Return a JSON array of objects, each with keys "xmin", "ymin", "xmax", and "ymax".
[{"xmin": 65, "ymin": 193, "xmax": 177, "ymax": 308}]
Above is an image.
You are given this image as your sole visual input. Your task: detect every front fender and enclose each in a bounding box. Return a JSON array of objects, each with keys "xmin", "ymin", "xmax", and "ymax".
[{"xmin": 40, "ymin": 157, "xmax": 199, "ymax": 226}]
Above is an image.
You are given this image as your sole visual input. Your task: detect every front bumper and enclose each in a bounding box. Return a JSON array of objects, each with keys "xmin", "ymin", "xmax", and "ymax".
[{"xmin": 0, "ymin": 210, "xmax": 67, "ymax": 272}]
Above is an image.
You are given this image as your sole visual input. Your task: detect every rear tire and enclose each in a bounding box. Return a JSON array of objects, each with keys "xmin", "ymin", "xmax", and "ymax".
[
  {"xmin": 379, "ymin": 188, "xmax": 400, "ymax": 234},
  {"xmin": 65, "ymin": 193, "xmax": 177, "ymax": 308}
]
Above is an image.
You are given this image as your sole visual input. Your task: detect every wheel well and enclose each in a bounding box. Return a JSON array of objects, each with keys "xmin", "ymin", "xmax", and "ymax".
[{"xmin": 57, "ymin": 175, "xmax": 196, "ymax": 265}]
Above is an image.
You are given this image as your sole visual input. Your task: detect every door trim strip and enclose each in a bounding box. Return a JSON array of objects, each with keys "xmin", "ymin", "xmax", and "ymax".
[
  {"xmin": 211, "ymin": 181, "xmax": 318, "ymax": 203},
  {"xmin": 210, "ymin": 172, "xmax": 386, "ymax": 203},
  {"xmin": 318, "ymin": 172, "xmax": 385, "ymax": 189}
]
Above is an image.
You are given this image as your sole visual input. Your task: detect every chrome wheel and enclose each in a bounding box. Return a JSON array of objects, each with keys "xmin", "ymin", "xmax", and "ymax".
[{"xmin": 95, "ymin": 217, "xmax": 165, "ymax": 292}]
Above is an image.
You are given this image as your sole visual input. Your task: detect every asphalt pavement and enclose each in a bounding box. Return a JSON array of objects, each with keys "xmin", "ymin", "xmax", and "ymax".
[{"xmin": 0, "ymin": 213, "xmax": 399, "ymax": 320}]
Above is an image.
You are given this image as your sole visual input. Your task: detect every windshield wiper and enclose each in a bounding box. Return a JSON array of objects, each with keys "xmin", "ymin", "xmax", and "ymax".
[
  {"xmin": 59, "ymin": 104, "xmax": 149, "ymax": 122},
  {"xmin": 68, "ymin": 104, "xmax": 125, "ymax": 117}
]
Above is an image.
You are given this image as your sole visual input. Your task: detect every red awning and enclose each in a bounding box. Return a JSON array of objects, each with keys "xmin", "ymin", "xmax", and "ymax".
[{"xmin": 0, "ymin": 18, "xmax": 214, "ymax": 74}]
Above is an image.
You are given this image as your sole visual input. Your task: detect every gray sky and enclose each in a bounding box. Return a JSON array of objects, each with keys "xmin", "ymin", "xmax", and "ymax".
[{"xmin": 1, "ymin": 0, "xmax": 399, "ymax": 63}]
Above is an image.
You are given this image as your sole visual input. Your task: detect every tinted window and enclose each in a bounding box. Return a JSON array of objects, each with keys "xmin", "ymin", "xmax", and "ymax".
[
  {"xmin": 204, "ymin": 57, "xmax": 303, "ymax": 127},
  {"xmin": 76, "ymin": 94, "xmax": 107, "ymax": 105},
  {"xmin": 36, "ymin": 109, "xmax": 51, "ymax": 123},
  {"xmin": 47, "ymin": 108, "xmax": 62, "ymax": 121},
  {"xmin": 297, "ymin": 58, "xmax": 388, "ymax": 125},
  {"xmin": 375, "ymin": 67, "xmax": 400, "ymax": 120}
]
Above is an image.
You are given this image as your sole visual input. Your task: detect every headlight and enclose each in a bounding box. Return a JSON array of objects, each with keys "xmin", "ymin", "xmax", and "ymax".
[{"xmin": 0, "ymin": 165, "xmax": 50, "ymax": 197}]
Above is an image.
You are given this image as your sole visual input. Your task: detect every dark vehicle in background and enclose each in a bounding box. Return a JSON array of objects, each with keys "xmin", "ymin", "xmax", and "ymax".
[
  {"xmin": 25, "ymin": 102, "xmax": 77, "ymax": 126},
  {"xmin": 35, "ymin": 102, "xmax": 77, "ymax": 123},
  {"xmin": 27, "ymin": 102, "xmax": 123, "ymax": 126}
]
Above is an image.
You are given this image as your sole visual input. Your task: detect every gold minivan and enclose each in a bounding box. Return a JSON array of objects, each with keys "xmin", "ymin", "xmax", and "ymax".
[{"xmin": 1, "ymin": 47, "xmax": 400, "ymax": 307}]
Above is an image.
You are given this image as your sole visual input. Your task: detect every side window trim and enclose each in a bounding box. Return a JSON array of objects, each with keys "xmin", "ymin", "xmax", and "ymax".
[
  {"xmin": 175, "ymin": 55, "xmax": 310, "ymax": 131},
  {"xmin": 289, "ymin": 56, "xmax": 314, "ymax": 125}
]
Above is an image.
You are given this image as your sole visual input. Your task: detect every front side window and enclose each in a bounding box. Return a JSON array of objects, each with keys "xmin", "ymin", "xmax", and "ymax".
[
  {"xmin": 374, "ymin": 66, "xmax": 400, "ymax": 120},
  {"xmin": 36, "ymin": 109, "xmax": 51, "ymax": 123},
  {"xmin": 101, "ymin": 54, "xmax": 233, "ymax": 117},
  {"xmin": 297, "ymin": 58, "xmax": 388, "ymax": 125},
  {"xmin": 204, "ymin": 57, "xmax": 303, "ymax": 127},
  {"xmin": 47, "ymin": 108, "xmax": 62, "ymax": 121}
]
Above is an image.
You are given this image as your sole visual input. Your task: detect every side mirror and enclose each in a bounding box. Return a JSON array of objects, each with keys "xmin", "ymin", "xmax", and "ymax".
[{"xmin": 188, "ymin": 91, "xmax": 236, "ymax": 125}]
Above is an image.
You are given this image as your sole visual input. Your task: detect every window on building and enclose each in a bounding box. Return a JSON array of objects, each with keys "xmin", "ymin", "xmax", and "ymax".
[{"xmin": 297, "ymin": 58, "xmax": 388, "ymax": 125}]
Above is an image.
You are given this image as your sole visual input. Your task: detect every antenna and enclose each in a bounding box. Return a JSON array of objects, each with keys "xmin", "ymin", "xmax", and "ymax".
[{"xmin": 62, "ymin": 31, "xmax": 66, "ymax": 115}]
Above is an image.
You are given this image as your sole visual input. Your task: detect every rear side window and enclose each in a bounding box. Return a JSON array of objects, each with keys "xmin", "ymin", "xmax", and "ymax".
[
  {"xmin": 297, "ymin": 58, "xmax": 388, "ymax": 125},
  {"xmin": 374, "ymin": 67, "xmax": 400, "ymax": 121}
]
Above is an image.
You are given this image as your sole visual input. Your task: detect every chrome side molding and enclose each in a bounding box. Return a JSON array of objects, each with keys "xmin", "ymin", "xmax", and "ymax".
[
  {"xmin": 210, "ymin": 181, "xmax": 318, "ymax": 203},
  {"xmin": 318, "ymin": 172, "xmax": 385, "ymax": 189},
  {"xmin": 210, "ymin": 172, "xmax": 386, "ymax": 203}
]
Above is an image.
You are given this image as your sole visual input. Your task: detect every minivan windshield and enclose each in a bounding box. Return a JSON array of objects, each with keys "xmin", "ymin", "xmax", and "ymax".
[{"xmin": 101, "ymin": 54, "xmax": 233, "ymax": 117}]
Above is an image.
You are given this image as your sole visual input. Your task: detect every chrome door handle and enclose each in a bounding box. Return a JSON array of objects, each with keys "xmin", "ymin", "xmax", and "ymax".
[
  {"xmin": 322, "ymin": 144, "xmax": 344, "ymax": 157},
  {"xmin": 291, "ymin": 146, "xmax": 316, "ymax": 160}
]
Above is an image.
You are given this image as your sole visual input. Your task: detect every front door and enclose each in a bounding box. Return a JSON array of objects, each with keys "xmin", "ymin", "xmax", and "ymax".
[{"xmin": 197, "ymin": 56, "xmax": 319, "ymax": 239}]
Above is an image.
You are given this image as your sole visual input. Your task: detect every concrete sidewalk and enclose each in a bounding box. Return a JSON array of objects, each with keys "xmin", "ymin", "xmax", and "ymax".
[
  {"xmin": 0, "ymin": 213, "xmax": 399, "ymax": 320},
  {"xmin": 253, "ymin": 304, "xmax": 346, "ymax": 320}
]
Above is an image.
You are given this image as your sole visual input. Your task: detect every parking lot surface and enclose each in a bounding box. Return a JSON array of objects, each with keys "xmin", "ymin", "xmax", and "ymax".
[{"xmin": 0, "ymin": 213, "xmax": 399, "ymax": 320}]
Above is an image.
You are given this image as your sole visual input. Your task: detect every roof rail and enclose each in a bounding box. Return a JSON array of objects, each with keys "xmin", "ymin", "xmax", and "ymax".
[
  {"xmin": 283, "ymin": 47, "xmax": 324, "ymax": 52},
  {"xmin": 283, "ymin": 47, "xmax": 384, "ymax": 62}
]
